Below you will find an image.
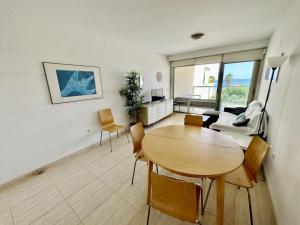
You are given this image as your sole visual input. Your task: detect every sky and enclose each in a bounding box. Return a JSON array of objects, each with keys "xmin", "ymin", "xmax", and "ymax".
[
  {"xmin": 223, "ymin": 61, "xmax": 254, "ymax": 79},
  {"xmin": 193, "ymin": 61, "xmax": 254, "ymax": 86}
]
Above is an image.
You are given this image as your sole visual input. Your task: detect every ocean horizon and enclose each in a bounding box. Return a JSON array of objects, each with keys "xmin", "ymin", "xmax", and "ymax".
[{"xmin": 213, "ymin": 78, "xmax": 251, "ymax": 87}]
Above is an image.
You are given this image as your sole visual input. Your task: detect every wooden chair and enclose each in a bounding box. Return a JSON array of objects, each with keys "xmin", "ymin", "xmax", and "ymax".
[
  {"xmin": 184, "ymin": 114, "xmax": 203, "ymax": 127},
  {"xmin": 130, "ymin": 122, "xmax": 158, "ymax": 185},
  {"xmin": 203, "ymin": 136, "xmax": 269, "ymax": 225},
  {"xmin": 99, "ymin": 108, "xmax": 129, "ymax": 152},
  {"xmin": 147, "ymin": 172, "xmax": 203, "ymax": 225}
]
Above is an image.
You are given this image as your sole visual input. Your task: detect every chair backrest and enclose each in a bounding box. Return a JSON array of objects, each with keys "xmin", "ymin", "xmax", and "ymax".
[
  {"xmin": 184, "ymin": 114, "xmax": 203, "ymax": 127},
  {"xmin": 130, "ymin": 122, "xmax": 145, "ymax": 154},
  {"xmin": 151, "ymin": 172, "xmax": 200, "ymax": 223},
  {"xmin": 99, "ymin": 108, "xmax": 114, "ymax": 126},
  {"xmin": 244, "ymin": 136, "xmax": 269, "ymax": 183}
]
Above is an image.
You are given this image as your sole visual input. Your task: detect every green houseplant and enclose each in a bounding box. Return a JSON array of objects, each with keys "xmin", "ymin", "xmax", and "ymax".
[{"xmin": 119, "ymin": 70, "xmax": 143, "ymax": 124}]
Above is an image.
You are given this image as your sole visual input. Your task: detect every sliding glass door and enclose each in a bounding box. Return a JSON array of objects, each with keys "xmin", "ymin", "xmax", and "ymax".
[
  {"xmin": 173, "ymin": 63, "xmax": 220, "ymax": 113},
  {"xmin": 170, "ymin": 49, "xmax": 264, "ymax": 112},
  {"xmin": 220, "ymin": 61, "xmax": 256, "ymax": 108}
]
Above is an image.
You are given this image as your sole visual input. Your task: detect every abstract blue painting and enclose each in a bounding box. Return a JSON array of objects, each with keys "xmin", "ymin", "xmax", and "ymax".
[
  {"xmin": 43, "ymin": 62, "xmax": 103, "ymax": 104},
  {"xmin": 56, "ymin": 70, "xmax": 96, "ymax": 97}
]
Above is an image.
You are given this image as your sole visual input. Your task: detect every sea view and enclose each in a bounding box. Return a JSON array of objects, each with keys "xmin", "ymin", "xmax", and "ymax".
[{"xmin": 213, "ymin": 78, "xmax": 251, "ymax": 87}]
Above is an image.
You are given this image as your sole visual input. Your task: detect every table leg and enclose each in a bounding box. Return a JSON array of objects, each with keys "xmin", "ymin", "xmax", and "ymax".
[
  {"xmin": 147, "ymin": 160, "xmax": 153, "ymax": 205},
  {"xmin": 216, "ymin": 175, "xmax": 225, "ymax": 225}
]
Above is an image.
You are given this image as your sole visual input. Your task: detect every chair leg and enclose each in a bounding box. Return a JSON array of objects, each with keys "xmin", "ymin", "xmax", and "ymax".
[
  {"xmin": 202, "ymin": 178, "xmax": 214, "ymax": 215},
  {"xmin": 247, "ymin": 188, "xmax": 254, "ymax": 225},
  {"xmin": 155, "ymin": 164, "xmax": 159, "ymax": 174},
  {"xmin": 131, "ymin": 159, "xmax": 138, "ymax": 185},
  {"xmin": 117, "ymin": 130, "xmax": 119, "ymax": 138},
  {"xmin": 200, "ymin": 188, "xmax": 204, "ymax": 215},
  {"xmin": 99, "ymin": 130, "xmax": 103, "ymax": 146},
  {"xmin": 125, "ymin": 127, "xmax": 129, "ymax": 143},
  {"xmin": 109, "ymin": 132, "xmax": 112, "ymax": 152},
  {"xmin": 261, "ymin": 166, "xmax": 266, "ymax": 181},
  {"xmin": 146, "ymin": 205, "xmax": 151, "ymax": 225},
  {"xmin": 196, "ymin": 220, "xmax": 202, "ymax": 225}
]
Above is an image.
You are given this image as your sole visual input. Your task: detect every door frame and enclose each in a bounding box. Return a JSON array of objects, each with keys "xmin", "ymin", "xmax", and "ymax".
[
  {"xmin": 170, "ymin": 59, "xmax": 262, "ymax": 111},
  {"xmin": 215, "ymin": 60, "xmax": 261, "ymax": 110}
]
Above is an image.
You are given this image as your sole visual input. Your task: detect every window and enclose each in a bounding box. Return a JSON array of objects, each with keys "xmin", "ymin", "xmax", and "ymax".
[
  {"xmin": 221, "ymin": 61, "xmax": 255, "ymax": 108},
  {"xmin": 171, "ymin": 49, "xmax": 264, "ymax": 111},
  {"xmin": 192, "ymin": 63, "xmax": 220, "ymax": 100}
]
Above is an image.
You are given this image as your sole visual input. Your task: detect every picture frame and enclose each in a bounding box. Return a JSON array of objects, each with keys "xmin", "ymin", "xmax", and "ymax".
[
  {"xmin": 156, "ymin": 72, "xmax": 162, "ymax": 82},
  {"xmin": 265, "ymin": 67, "xmax": 280, "ymax": 83},
  {"xmin": 42, "ymin": 62, "xmax": 103, "ymax": 104}
]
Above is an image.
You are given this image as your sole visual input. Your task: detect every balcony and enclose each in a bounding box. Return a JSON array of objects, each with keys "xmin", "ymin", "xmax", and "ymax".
[{"xmin": 193, "ymin": 85, "xmax": 250, "ymax": 107}]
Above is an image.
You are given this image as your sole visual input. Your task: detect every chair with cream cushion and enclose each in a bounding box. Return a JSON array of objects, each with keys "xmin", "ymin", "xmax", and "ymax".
[{"xmin": 99, "ymin": 108, "xmax": 129, "ymax": 152}]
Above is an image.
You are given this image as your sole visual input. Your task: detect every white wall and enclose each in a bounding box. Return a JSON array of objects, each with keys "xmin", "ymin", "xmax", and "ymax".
[
  {"xmin": 0, "ymin": 9, "xmax": 169, "ymax": 185},
  {"xmin": 257, "ymin": 1, "xmax": 300, "ymax": 224}
]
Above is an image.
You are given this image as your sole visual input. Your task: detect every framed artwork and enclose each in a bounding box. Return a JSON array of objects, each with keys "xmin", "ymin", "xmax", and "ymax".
[
  {"xmin": 265, "ymin": 67, "xmax": 280, "ymax": 83},
  {"xmin": 43, "ymin": 62, "xmax": 103, "ymax": 104},
  {"xmin": 156, "ymin": 72, "xmax": 162, "ymax": 82}
]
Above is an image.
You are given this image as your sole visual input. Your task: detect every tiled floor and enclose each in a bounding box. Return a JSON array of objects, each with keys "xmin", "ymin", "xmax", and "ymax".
[{"xmin": 0, "ymin": 113, "xmax": 276, "ymax": 225}]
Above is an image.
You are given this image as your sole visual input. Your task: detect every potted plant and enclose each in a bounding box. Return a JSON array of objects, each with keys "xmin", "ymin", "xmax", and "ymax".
[{"xmin": 119, "ymin": 70, "xmax": 143, "ymax": 124}]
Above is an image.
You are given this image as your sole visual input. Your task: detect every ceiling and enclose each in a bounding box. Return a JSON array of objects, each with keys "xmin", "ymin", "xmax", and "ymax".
[{"xmin": 3, "ymin": 0, "xmax": 294, "ymax": 55}]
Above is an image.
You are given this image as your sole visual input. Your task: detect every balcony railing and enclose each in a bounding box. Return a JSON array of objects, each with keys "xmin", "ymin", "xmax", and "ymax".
[
  {"xmin": 193, "ymin": 86, "xmax": 217, "ymax": 100},
  {"xmin": 193, "ymin": 85, "xmax": 250, "ymax": 107}
]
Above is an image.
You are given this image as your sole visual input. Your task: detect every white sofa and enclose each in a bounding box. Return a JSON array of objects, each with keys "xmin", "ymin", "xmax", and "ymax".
[{"xmin": 209, "ymin": 100, "xmax": 268, "ymax": 137}]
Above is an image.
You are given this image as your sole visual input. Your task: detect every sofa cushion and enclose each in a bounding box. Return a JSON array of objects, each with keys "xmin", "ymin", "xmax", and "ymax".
[
  {"xmin": 236, "ymin": 112, "xmax": 245, "ymax": 120},
  {"xmin": 209, "ymin": 112, "xmax": 250, "ymax": 133},
  {"xmin": 248, "ymin": 100, "xmax": 261, "ymax": 108},
  {"xmin": 248, "ymin": 109, "xmax": 262, "ymax": 128},
  {"xmin": 209, "ymin": 100, "xmax": 267, "ymax": 137},
  {"xmin": 233, "ymin": 115, "xmax": 250, "ymax": 127},
  {"xmin": 245, "ymin": 101, "xmax": 262, "ymax": 119},
  {"xmin": 202, "ymin": 109, "xmax": 220, "ymax": 116}
]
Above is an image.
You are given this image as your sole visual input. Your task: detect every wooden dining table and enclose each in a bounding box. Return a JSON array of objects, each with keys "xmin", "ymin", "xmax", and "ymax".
[{"xmin": 142, "ymin": 125, "xmax": 244, "ymax": 225}]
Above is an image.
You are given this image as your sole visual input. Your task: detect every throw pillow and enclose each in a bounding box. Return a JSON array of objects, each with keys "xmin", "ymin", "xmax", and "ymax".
[
  {"xmin": 236, "ymin": 112, "xmax": 245, "ymax": 120},
  {"xmin": 233, "ymin": 115, "xmax": 250, "ymax": 127}
]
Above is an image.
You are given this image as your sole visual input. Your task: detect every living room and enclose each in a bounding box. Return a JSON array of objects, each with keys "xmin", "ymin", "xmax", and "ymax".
[{"xmin": 0, "ymin": 1, "xmax": 299, "ymax": 225}]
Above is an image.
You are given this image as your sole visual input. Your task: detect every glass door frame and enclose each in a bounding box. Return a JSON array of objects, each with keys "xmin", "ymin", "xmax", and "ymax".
[
  {"xmin": 170, "ymin": 59, "xmax": 262, "ymax": 110},
  {"xmin": 215, "ymin": 60, "xmax": 261, "ymax": 110}
]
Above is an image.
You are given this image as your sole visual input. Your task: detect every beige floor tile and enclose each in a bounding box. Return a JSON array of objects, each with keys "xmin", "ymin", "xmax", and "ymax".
[
  {"xmin": 11, "ymin": 186, "xmax": 64, "ymax": 225},
  {"xmin": 46, "ymin": 158, "xmax": 83, "ymax": 184},
  {"xmin": 7, "ymin": 173, "xmax": 51, "ymax": 207},
  {"xmin": 0, "ymin": 188, "xmax": 10, "ymax": 215},
  {"xmin": 146, "ymin": 207, "xmax": 193, "ymax": 225},
  {"xmin": 3, "ymin": 113, "xmax": 277, "ymax": 225},
  {"xmin": 96, "ymin": 142, "xmax": 115, "ymax": 155},
  {"xmin": 99, "ymin": 156, "xmax": 144, "ymax": 191},
  {"xmin": 0, "ymin": 210, "xmax": 13, "ymax": 225},
  {"xmin": 83, "ymin": 194, "xmax": 138, "ymax": 225},
  {"xmin": 250, "ymin": 182, "xmax": 276, "ymax": 225},
  {"xmin": 30, "ymin": 201, "xmax": 81, "ymax": 225},
  {"xmin": 67, "ymin": 179, "xmax": 113, "ymax": 220},
  {"xmin": 116, "ymin": 170, "xmax": 148, "ymax": 212},
  {"xmin": 100, "ymin": 133, "xmax": 130, "ymax": 152},
  {"xmin": 85, "ymin": 155, "xmax": 117, "ymax": 178},
  {"xmin": 107, "ymin": 143, "xmax": 133, "ymax": 162},
  {"xmin": 72, "ymin": 148, "xmax": 105, "ymax": 167},
  {"xmin": 55, "ymin": 169, "xmax": 95, "ymax": 199},
  {"xmin": 127, "ymin": 212, "xmax": 145, "ymax": 225}
]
